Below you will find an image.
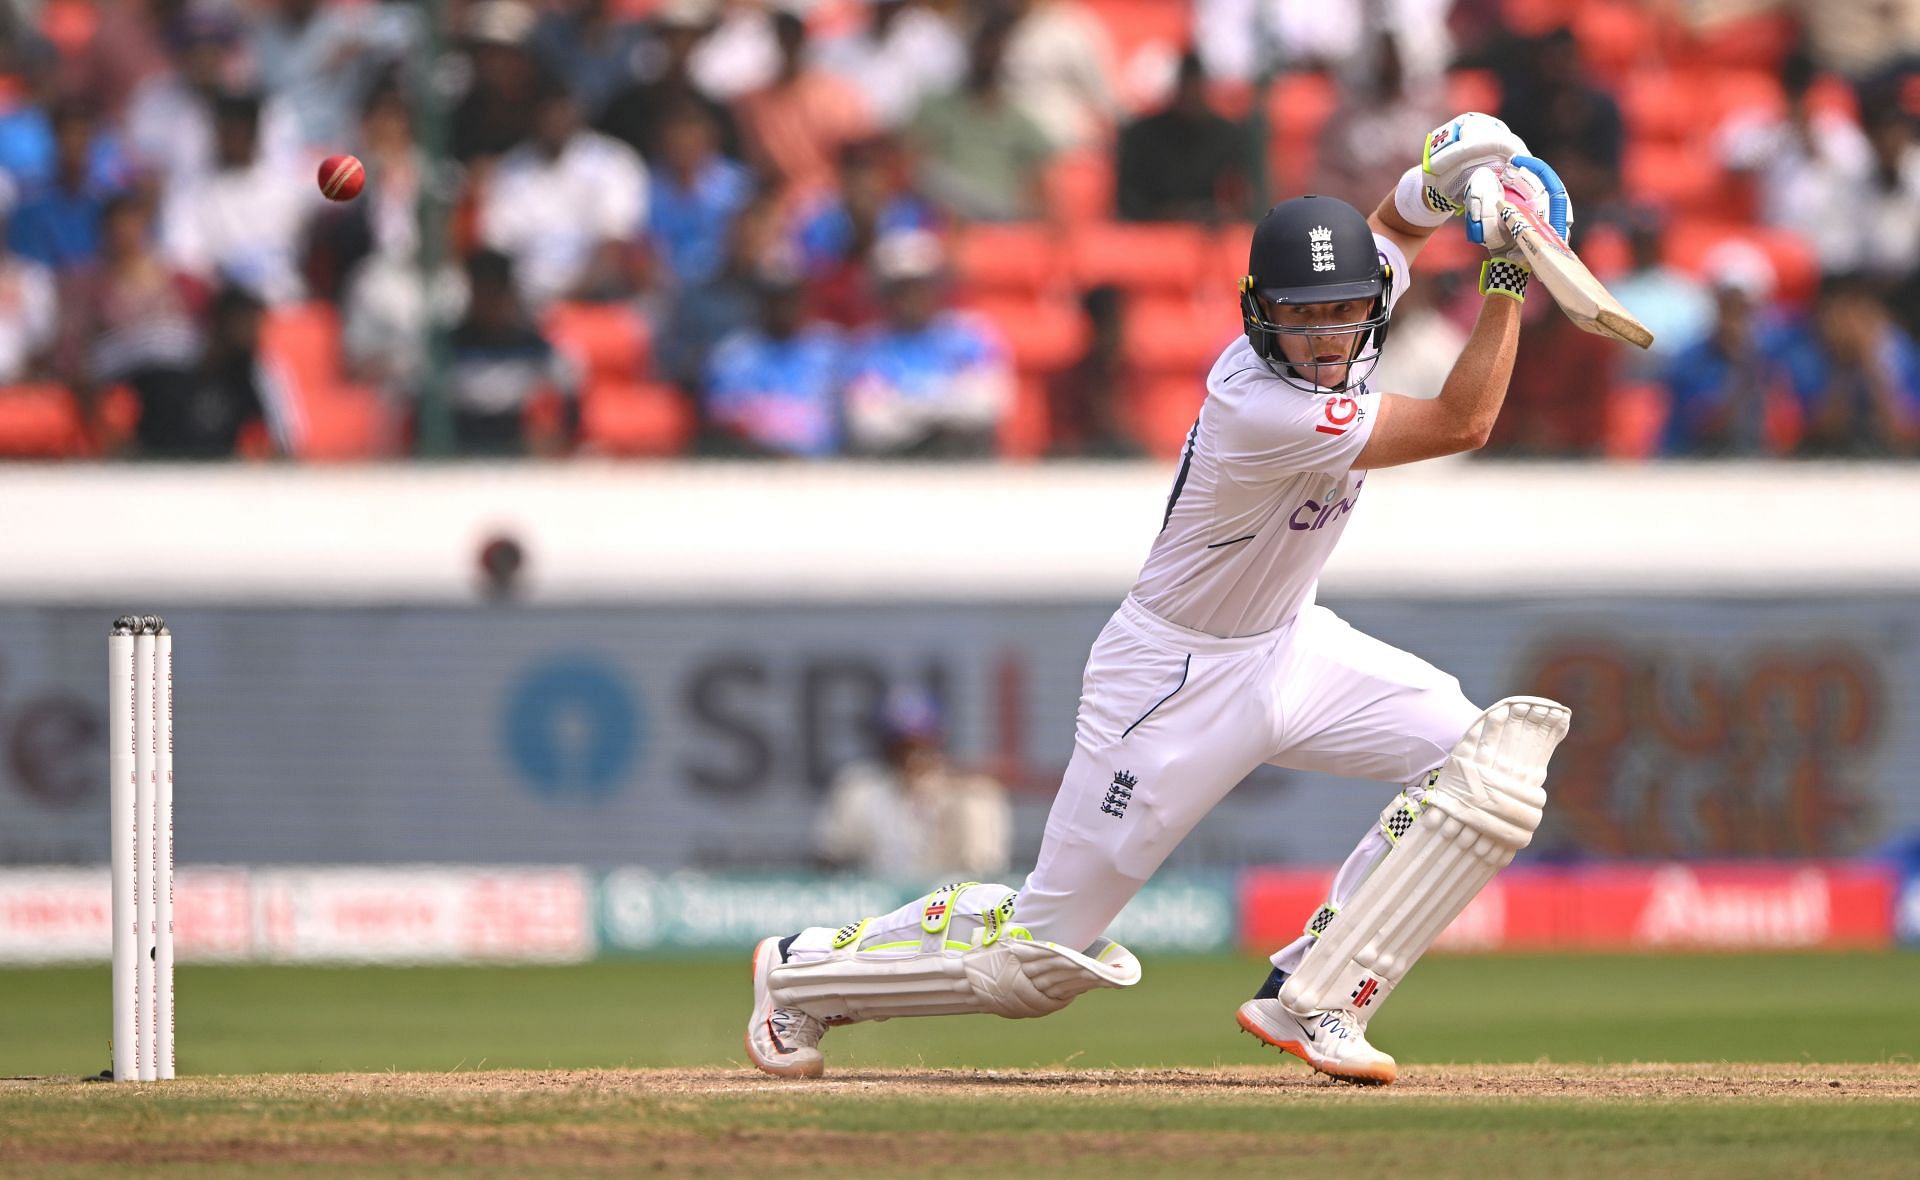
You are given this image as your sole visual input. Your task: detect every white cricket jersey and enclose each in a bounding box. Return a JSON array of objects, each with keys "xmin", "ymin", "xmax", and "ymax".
[{"xmin": 1131, "ymin": 234, "xmax": 1412, "ymax": 639}]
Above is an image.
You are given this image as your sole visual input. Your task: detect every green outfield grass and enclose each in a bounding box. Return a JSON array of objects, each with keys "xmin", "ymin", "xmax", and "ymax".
[
  {"xmin": 5, "ymin": 954, "xmax": 1919, "ymax": 1178},
  {"xmin": 3, "ymin": 952, "xmax": 1917, "ymax": 1076}
]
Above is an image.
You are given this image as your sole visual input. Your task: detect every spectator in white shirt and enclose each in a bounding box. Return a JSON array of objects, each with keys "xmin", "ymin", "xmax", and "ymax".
[
  {"xmin": 159, "ymin": 92, "xmax": 318, "ymax": 305},
  {"xmin": 1000, "ymin": 0, "xmax": 1119, "ymax": 151},
  {"xmin": 814, "ymin": 0, "xmax": 965, "ymax": 131},
  {"xmin": 1719, "ymin": 50, "xmax": 1873, "ymax": 276},
  {"xmin": 124, "ymin": 13, "xmax": 301, "ymax": 188},
  {"xmin": 479, "ymin": 80, "xmax": 649, "ymax": 309},
  {"xmin": 247, "ymin": 0, "xmax": 421, "ymax": 154},
  {"xmin": 0, "ymin": 234, "xmax": 57, "ymax": 385}
]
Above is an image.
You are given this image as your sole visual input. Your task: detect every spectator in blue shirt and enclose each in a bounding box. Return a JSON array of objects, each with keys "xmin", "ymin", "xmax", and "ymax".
[
  {"xmin": 6, "ymin": 100, "xmax": 125, "ymax": 271},
  {"xmin": 1661, "ymin": 242, "xmax": 1796, "ymax": 457},
  {"xmin": 843, "ymin": 230, "xmax": 1010, "ymax": 458},
  {"xmin": 796, "ymin": 137, "xmax": 938, "ymax": 326},
  {"xmin": 648, "ymin": 100, "xmax": 754, "ymax": 288},
  {"xmin": 1789, "ymin": 274, "xmax": 1920, "ymax": 457},
  {"xmin": 657, "ymin": 187, "xmax": 794, "ymax": 390},
  {"xmin": 703, "ymin": 273, "xmax": 844, "ymax": 458}
]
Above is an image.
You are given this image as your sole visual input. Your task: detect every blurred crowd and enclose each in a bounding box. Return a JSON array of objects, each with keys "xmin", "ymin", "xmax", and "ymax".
[{"xmin": 0, "ymin": 0, "xmax": 1914, "ymax": 461}]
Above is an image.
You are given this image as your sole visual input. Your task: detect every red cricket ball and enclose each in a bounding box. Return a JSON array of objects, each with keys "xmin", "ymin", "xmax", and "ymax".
[{"xmin": 317, "ymin": 154, "xmax": 365, "ymax": 202}]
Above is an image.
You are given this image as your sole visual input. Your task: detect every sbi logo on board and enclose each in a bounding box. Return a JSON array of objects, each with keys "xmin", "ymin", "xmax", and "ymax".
[{"xmin": 502, "ymin": 658, "xmax": 643, "ymax": 802}]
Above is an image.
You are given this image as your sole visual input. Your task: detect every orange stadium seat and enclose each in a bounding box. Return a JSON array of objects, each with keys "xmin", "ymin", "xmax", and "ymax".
[
  {"xmin": 579, "ymin": 379, "xmax": 693, "ymax": 457},
  {"xmin": 1502, "ymin": 0, "xmax": 1580, "ymax": 38},
  {"xmin": 968, "ymin": 295, "xmax": 1088, "ymax": 375},
  {"xmin": 1067, "ymin": 222, "xmax": 1206, "ymax": 295},
  {"xmin": 1126, "ymin": 297, "xmax": 1237, "ymax": 378},
  {"xmin": 1132, "ymin": 374, "xmax": 1206, "ymax": 457},
  {"xmin": 545, "ymin": 302, "xmax": 650, "ymax": 382},
  {"xmin": 953, "ymin": 224, "xmax": 1063, "ymax": 297},
  {"xmin": 0, "ymin": 384, "xmax": 87, "ymax": 458},
  {"xmin": 1266, "ymin": 73, "xmax": 1338, "ymax": 195},
  {"xmin": 1692, "ymin": 10, "xmax": 1798, "ymax": 71},
  {"xmin": 1604, "ymin": 383, "xmax": 1669, "ymax": 459},
  {"xmin": 1045, "ymin": 150, "xmax": 1115, "ymax": 225},
  {"xmin": 1666, "ymin": 221, "xmax": 1820, "ymax": 307},
  {"xmin": 1000, "ymin": 375, "xmax": 1052, "ymax": 459},
  {"xmin": 1625, "ymin": 142, "xmax": 1727, "ymax": 215},
  {"xmin": 258, "ymin": 303, "xmax": 387, "ymax": 460},
  {"xmin": 1446, "ymin": 70, "xmax": 1502, "ymax": 118},
  {"xmin": 1574, "ymin": 0, "xmax": 1663, "ymax": 80}
]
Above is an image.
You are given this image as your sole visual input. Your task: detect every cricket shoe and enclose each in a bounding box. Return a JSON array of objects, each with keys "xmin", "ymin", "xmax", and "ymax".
[
  {"xmin": 1237, "ymin": 988, "xmax": 1397, "ymax": 1086},
  {"xmin": 746, "ymin": 935, "xmax": 827, "ymax": 1078}
]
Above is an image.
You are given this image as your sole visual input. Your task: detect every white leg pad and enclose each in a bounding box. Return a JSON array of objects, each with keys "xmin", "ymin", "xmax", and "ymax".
[
  {"xmin": 1280, "ymin": 696, "xmax": 1571, "ymax": 1016},
  {"xmin": 769, "ymin": 881, "xmax": 1142, "ymax": 1023}
]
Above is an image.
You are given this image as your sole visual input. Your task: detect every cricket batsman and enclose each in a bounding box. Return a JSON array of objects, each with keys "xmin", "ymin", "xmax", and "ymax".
[{"xmin": 746, "ymin": 113, "xmax": 1575, "ymax": 1086}]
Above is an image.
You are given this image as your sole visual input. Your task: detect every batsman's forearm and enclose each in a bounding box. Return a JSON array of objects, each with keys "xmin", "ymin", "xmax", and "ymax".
[
  {"xmin": 1435, "ymin": 294, "xmax": 1523, "ymax": 448},
  {"xmin": 1371, "ymin": 195, "xmax": 1436, "ymax": 242}
]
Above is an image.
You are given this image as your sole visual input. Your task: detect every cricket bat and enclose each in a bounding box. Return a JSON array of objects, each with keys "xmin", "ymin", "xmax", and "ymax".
[{"xmin": 1498, "ymin": 189, "xmax": 1654, "ymax": 350}]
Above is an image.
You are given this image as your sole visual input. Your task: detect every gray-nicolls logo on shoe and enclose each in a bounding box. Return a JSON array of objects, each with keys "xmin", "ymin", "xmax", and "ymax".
[{"xmin": 1101, "ymin": 770, "xmax": 1137, "ymax": 817}]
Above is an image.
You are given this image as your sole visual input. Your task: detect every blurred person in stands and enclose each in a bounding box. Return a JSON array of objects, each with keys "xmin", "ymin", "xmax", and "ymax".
[
  {"xmin": 815, "ymin": 690, "xmax": 1011, "ymax": 883},
  {"xmin": 814, "ymin": 0, "xmax": 965, "ymax": 132},
  {"xmin": 451, "ymin": 1, "xmax": 543, "ymax": 162},
  {"xmin": 158, "ymin": 92, "xmax": 317, "ymax": 305},
  {"xmin": 1791, "ymin": 273, "xmax": 1920, "ymax": 457},
  {"xmin": 702, "ymin": 269, "xmax": 845, "ymax": 457},
  {"xmin": 247, "ymin": 0, "xmax": 420, "ymax": 155},
  {"xmin": 478, "ymin": 78, "xmax": 648, "ymax": 309},
  {"xmin": 1610, "ymin": 210, "xmax": 1713, "ymax": 383},
  {"xmin": 1319, "ymin": 31, "xmax": 1445, "ymax": 213},
  {"xmin": 1844, "ymin": 99, "xmax": 1920, "ymax": 287},
  {"xmin": 1194, "ymin": 0, "xmax": 1452, "ymax": 85},
  {"xmin": 843, "ymin": 229, "xmax": 1009, "ymax": 458},
  {"xmin": 656, "ymin": 187, "xmax": 793, "ymax": 389},
  {"xmin": 1000, "ymin": 0, "xmax": 1118, "ymax": 152},
  {"xmin": 7, "ymin": 100, "xmax": 126, "ymax": 273},
  {"xmin": 737, "ymin": 9, "xmax": 875, "ymax": 205},
  {"xmin": 1482, "ymin": 291, "xmax": 1614, "ymax": 458},
  {"xmin": 444, "ymin": 248, "xmax": 578, "ymax": 457},
  {"xmin": 1496, "ymin": 26, "xmax": 1623, "ymax": 210},
  {"xmin": 1660, "ymin": 241, "xmax": 1796, "ymax": 458},
  {"xmin": 1116, "ymin": 50, "xmax": 1253, "ymax": 223},
  {"xmin": 1366, "ymin": 265, "xmax": 1467, "ymax": 402},
  {"xmin": 907, "ymin": 11, "xmax": 1053, "ymax": 222},
  {"xmin": 1046, "ymin": 284, "xmax": 1143, "ymax": 458},
  {"xmin": 691, "ymin": 0, "xmax": 781, "ymax": 102},
  {"xmin": 1718, "ymin": 48, "xmax": 1871, "ymax": 276},
  {"xmin": 124, "ymin": 9, "xmax": 299, "ymax": 188},
  {"xmin": 0, "ymin": 222, "xmax": 57, "ymax": 388},
  {"xmin": 52, "ymin": 0, "xmax": 173, "ymax": 124},
  {"xmin": 58, "ymin": 192, "xmax": 202, "ymax": 443},
  {"xmin": 649, "ymin": 100, "xmax": 755, "ymax": 289},
  {"xmin": 309, "ymin": 78, "xmax": 422, "ymax": 288},
  {"xmin": 796, "ymin": 137, "xmax": 939, "ymax": 326},
  {"xmin": 341, "ymin": 209, "xmax": 465, "ymax": 410},
  {"xmin": 529, "ymin": 0, "xmax": 652, "ymax": 122},
  {"xmin": 599, "ymin": 0, "xmax": 743, "ymax": 162},
  {"xmin": 1790, "ymin": 0, "xmax": 1920, "ymax": 84},
  {"xmin": 156, "ymin": 284, "xmax": 293, "ymax": 458}
]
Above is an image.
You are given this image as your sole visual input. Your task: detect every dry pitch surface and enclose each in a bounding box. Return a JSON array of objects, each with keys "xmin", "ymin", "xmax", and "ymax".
[{"xmin": 6, "ymin": 1064, "xmax": 1919, "ymax": 1179}]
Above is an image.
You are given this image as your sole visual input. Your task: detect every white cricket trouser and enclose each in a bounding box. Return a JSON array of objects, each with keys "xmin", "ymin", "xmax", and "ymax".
[{"xmin": 1014, "ymin": 595, "xmax": 1481, "ymax": 973}]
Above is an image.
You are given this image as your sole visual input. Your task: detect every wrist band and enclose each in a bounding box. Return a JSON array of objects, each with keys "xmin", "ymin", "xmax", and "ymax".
[
  {"xmin": 1479, "ymin": 258, "xmax": 1530, "ymax": 301},
  {"xmin": 1394, "ymin": 164, "xmax": 1457, "ymax": 228}
]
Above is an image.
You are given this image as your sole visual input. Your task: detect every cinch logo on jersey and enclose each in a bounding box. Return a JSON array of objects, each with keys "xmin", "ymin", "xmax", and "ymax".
[
  {"xmin": 1309, "ymin": 225, "xmax": 1336, "ymax": 272},
  {"xmin": 1101, "ymin": 770, "xmax": 1137, "ymax": 817},
  {"xmin": 1288, "ymin": 473, "xmax": 1366, "ymax": 532}
]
